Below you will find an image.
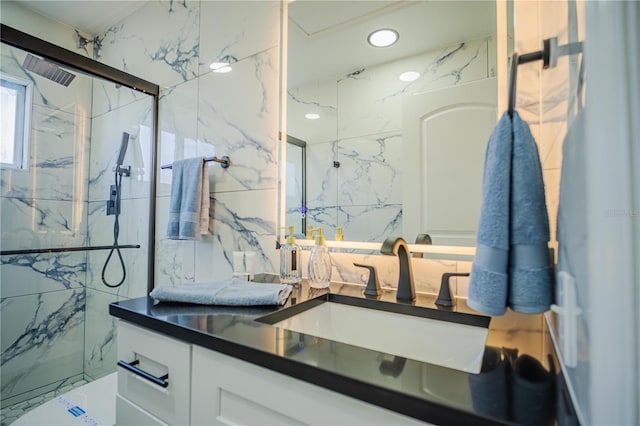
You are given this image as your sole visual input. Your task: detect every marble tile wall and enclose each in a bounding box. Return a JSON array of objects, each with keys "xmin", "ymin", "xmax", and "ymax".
[
  {"xmin": 93, "ymin": 0, "xmax": 281, "ymax": 288},
  {"xmin": 288, "ymin": 36, "xmax": 495, "ymax": 243}
]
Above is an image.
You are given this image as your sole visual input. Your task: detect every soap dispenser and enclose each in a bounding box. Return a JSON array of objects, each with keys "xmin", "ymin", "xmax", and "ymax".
[
  {"xmin": 280, "ymin": 226, "xmax": 302, "ymax": 285},
  {"xmin": 308, "ymin": 228, "xmax": 332, "ymax": 288}
]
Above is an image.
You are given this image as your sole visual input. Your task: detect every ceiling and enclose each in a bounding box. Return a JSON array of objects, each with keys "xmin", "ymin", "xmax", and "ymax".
[
  {"xmin": 13, "ymin": 0, "xmax": 147, "ymax": 35},
  {"xmin": 288, "ymin": 0, "xmax": 496, "ymax": 88}
]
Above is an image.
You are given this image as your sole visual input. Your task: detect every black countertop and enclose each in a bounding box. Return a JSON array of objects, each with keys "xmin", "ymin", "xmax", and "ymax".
[{"xmin": 109, "ymin": 279, "xmax": 578, "ymax": 426}]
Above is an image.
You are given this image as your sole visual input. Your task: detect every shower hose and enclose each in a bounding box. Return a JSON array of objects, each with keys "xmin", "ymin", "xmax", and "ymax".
[{"xmin": 101, "ymin": 170, "xmax": 126, "ymax": 288}]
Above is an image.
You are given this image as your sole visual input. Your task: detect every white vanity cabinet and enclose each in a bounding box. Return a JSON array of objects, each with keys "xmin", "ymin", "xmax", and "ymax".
[
  {"xmin": 190, "ymin": 346, "xmax": 427, "ymax": 425},
  {"xmin": 116, "ymin": 320, "xmax": 428, "ymax": 425},
  {"xmin": 116, "ymin": 321, "xmax": 191, "ymax": 425}
]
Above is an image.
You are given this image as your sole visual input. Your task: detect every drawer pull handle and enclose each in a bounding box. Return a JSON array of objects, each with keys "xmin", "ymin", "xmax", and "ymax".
[{"xmin": 117, "ymin": 359, "xmax": 169, "ymax": 388}]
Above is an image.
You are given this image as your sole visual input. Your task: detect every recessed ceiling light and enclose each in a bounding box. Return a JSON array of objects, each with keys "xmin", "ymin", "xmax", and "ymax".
[
  {"xmin": 399, "ymin": 71, "xmax": 420, "ymax": 82},
  {"xmin": 367, "ymin": 29, "xmax": 399, "ymax": 48},
  {"xmin": 305, "ymin": 113, "xmax": 320, "ymax": 120}
]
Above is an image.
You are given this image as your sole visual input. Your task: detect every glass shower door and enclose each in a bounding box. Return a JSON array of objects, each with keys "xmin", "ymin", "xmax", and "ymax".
[{"xmin": 0, "ymin": 38, "xmax": 155, "ymax": 407}]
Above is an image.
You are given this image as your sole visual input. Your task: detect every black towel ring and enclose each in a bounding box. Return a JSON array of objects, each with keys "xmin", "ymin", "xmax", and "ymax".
[{"xmin": 507, "ymin": 38, "xmax": 583, "ymax": 117}]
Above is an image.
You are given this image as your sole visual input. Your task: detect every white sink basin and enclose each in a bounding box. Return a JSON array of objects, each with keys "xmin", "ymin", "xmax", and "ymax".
[{"xmin": 268, "ymin": 298, "xmax": 489, "ymax": 373}]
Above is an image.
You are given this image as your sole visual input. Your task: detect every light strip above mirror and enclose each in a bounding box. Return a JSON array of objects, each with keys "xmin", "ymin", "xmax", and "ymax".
[{"xmin": 294, "ymin": 239, "xmax": 475, "ymax": 261}]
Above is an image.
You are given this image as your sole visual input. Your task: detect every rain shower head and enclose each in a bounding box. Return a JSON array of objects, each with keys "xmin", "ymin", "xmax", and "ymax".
[
  {"xmin": 116, "ymin": 132, "xmax": 130, "ymax": 167},
  {"xmin": 22, "ymin": 54, "xmax": 76, "ymax": 87}
]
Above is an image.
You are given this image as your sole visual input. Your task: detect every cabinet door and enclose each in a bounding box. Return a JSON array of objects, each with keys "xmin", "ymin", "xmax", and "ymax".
[
  {"xmin": 191, "ymin": 346, "xmax": 428, "ymax": 425},
  {"xmin": 117, "ymin": 321, "xmax": 191, "ymax": 425}
]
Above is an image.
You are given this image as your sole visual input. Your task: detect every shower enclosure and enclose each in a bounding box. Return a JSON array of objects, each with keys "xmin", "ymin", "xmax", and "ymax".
[{"xmin": 0, "ymin": 25, "xmax": 159, "ymax": 407}]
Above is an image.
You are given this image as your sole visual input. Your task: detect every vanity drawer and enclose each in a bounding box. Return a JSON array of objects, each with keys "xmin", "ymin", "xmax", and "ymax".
[
  {"xmin": 116, "ymin": 394, "xmax": 168, "ymax": 426},
  {"xmin": 117, "ymin": 320, "xmax": 191, "ymax": 425}
]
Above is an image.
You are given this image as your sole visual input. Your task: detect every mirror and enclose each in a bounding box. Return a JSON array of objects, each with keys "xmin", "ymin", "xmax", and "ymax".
[{"xmin": 283, "ymin": 0, "xmax": 503, "ymax": 245}]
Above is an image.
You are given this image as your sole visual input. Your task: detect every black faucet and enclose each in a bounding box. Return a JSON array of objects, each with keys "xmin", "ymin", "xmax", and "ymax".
[{"xmin": 380, "ymin": 237, "xmax": 415, "ymax": 301}]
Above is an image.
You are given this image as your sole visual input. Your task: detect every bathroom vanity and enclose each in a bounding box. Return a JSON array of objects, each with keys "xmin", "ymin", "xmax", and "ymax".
[{"xmin": 109, "ymin": 281, "xmax": 577, "ymax": 425}]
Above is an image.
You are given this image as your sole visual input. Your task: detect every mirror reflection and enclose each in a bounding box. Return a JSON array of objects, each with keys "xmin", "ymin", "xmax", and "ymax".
[{"xmin": 284, "ymin": 0, "xmax": 498, "ymax": 246}]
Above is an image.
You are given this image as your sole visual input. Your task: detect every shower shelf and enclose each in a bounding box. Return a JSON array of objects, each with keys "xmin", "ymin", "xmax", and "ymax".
[{"xmin": 0, "ymin": 244, "xmax": 140, "ymax": 256}]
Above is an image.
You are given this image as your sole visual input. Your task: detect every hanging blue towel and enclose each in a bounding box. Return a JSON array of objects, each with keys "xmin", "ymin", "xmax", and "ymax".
[
  {"xmin": 508, "ymin": 112, "xmax": 554, "ymax": 313},
  {"xmin": 167, "ymin": 157, "xmax": 208, "ymax": 240},
  {"xmin": 468, "ymin": 111, "xmax": 554, "ymax": 316}
]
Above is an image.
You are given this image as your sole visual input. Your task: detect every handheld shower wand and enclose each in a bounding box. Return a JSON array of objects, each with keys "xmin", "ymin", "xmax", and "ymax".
[
  {"xmin": 114, "ymin": 132, "xmax": 131, "ymax": 177},
  {"xmin": 102, "ymin": 132, "xmax": 130, "ymax": 288}
]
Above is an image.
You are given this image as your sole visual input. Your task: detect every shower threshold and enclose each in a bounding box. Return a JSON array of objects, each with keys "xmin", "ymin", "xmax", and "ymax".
[{"xmin": 8, "ymin": 373, "xmax": 116, "ymax": 426}]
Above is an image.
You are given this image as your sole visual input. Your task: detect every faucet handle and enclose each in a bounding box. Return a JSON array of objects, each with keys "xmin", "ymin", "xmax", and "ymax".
[
  {"xmin": 436, "ymin": 272, "xmax": 470, "ymax": 308},
  {"xmin": 353, "ymin": 263, "xmax": 381, "ymax": 297}
]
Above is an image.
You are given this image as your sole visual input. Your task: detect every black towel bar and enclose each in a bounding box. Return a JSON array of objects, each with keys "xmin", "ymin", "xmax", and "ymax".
[{"xmin": 161, "ymin": 155, "xmax": 230, "ymax": 170}]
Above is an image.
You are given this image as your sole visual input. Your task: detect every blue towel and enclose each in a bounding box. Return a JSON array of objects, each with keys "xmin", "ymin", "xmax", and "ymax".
[
  {"xmin": 468, "ymin": 111, "xmax": 554, "ymax": 316},
  {"xmin": 150, "ymin": 279, "xmax": 293, "ymax": 306},
  {"xmin": 167, "ymin": 158, "xmax": 208, "ymax": 240}
]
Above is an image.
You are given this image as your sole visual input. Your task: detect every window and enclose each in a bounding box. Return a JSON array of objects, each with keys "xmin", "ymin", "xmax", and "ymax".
[{"xmin": 1, "ymin": 75, "xmax": 31, "ymax": 169}]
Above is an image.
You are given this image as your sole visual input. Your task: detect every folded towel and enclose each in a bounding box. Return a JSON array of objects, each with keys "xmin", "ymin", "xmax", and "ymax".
[
  {"xmin": 166, "ymin": 158, "xmax": 209, "ymax": 240},
  {"xmin": 468, "ymin": 111, "xmax": 554, "ymax": 316},
  {"xmin": 149, "ymin": 278, "xmax": 293, "ymax": 306},
  {"xmin": 200, "ymin": 161, "xmax": 210, "ymax": 233}
]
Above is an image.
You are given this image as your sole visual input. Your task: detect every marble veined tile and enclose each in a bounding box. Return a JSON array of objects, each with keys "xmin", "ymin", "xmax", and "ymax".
[
  {"xmin": 197, "ymin": 47, "xmax": 279, "ymax": 192},
  {"xmin": 198, "ymin": 189, "xmax": 278, "ymax": 281},
  {"xmin": 0, "ymin": 289, "xmax": 85, "ymax": 401},
  {"xmin": 0, "ymin": 44, "xmax": 93, "ymax": 114},
  {"xmin": 1, "ymin": 103, "xmax": 90, "ymax": 202},
  {"xmin": 0, "ymin": 198, "xmax": 87, "ymax": 251},
  {"xmin": 337, "ymin": 205, "xmax": 402, "ymax": 244},
  {"xmin": 85, "ymin": 199, "xmax": 149, "ymax": 298},
  {"xmin": 287, "ymin": 79, "xmax": 338, "ymax": 144},
  {"xmin": 154, "ymin": 196, "xmax": 197, "ymax": 286},
  {"xmin": 0, "ymin": 250, "xmax": 86, "ymax": 298},
  {"xmin": 83, "ymin": 288, "xmax": 121, "ymax": 381},
  {"xmin": 199, "ymin": 0, "xmax": 280, "ymax": 76},
  {"xmin": 92, "ymin": 79, "xmax": 154, "ymax": 120},
  {"xmin": 337, "ymin": 131, "xmax": 402, "ymax": 206},
  {"xmin": 328, "ymin": 252, "xmax": 455, "ymax": 294},
  {"xmin": 88, "ymin": 97, "xmax": 154, "ymax": 202},
  {"xmin": 306, "ymin": 141, "xmax": 338, "ymax": 209},
  {"xmin": 303, "ymin": 207, "xmax": 338, "ymax": 242},
  {"xmin": 157, "ymin": 79, "xmax": 200, "ymax": 197},
  {"xmin": 95, "ymin": 0, "xmax": 200, "ymax": 88},
  {"xmin": 337, "ymin": 37, "xmax": 490, "ymax": 140}
]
